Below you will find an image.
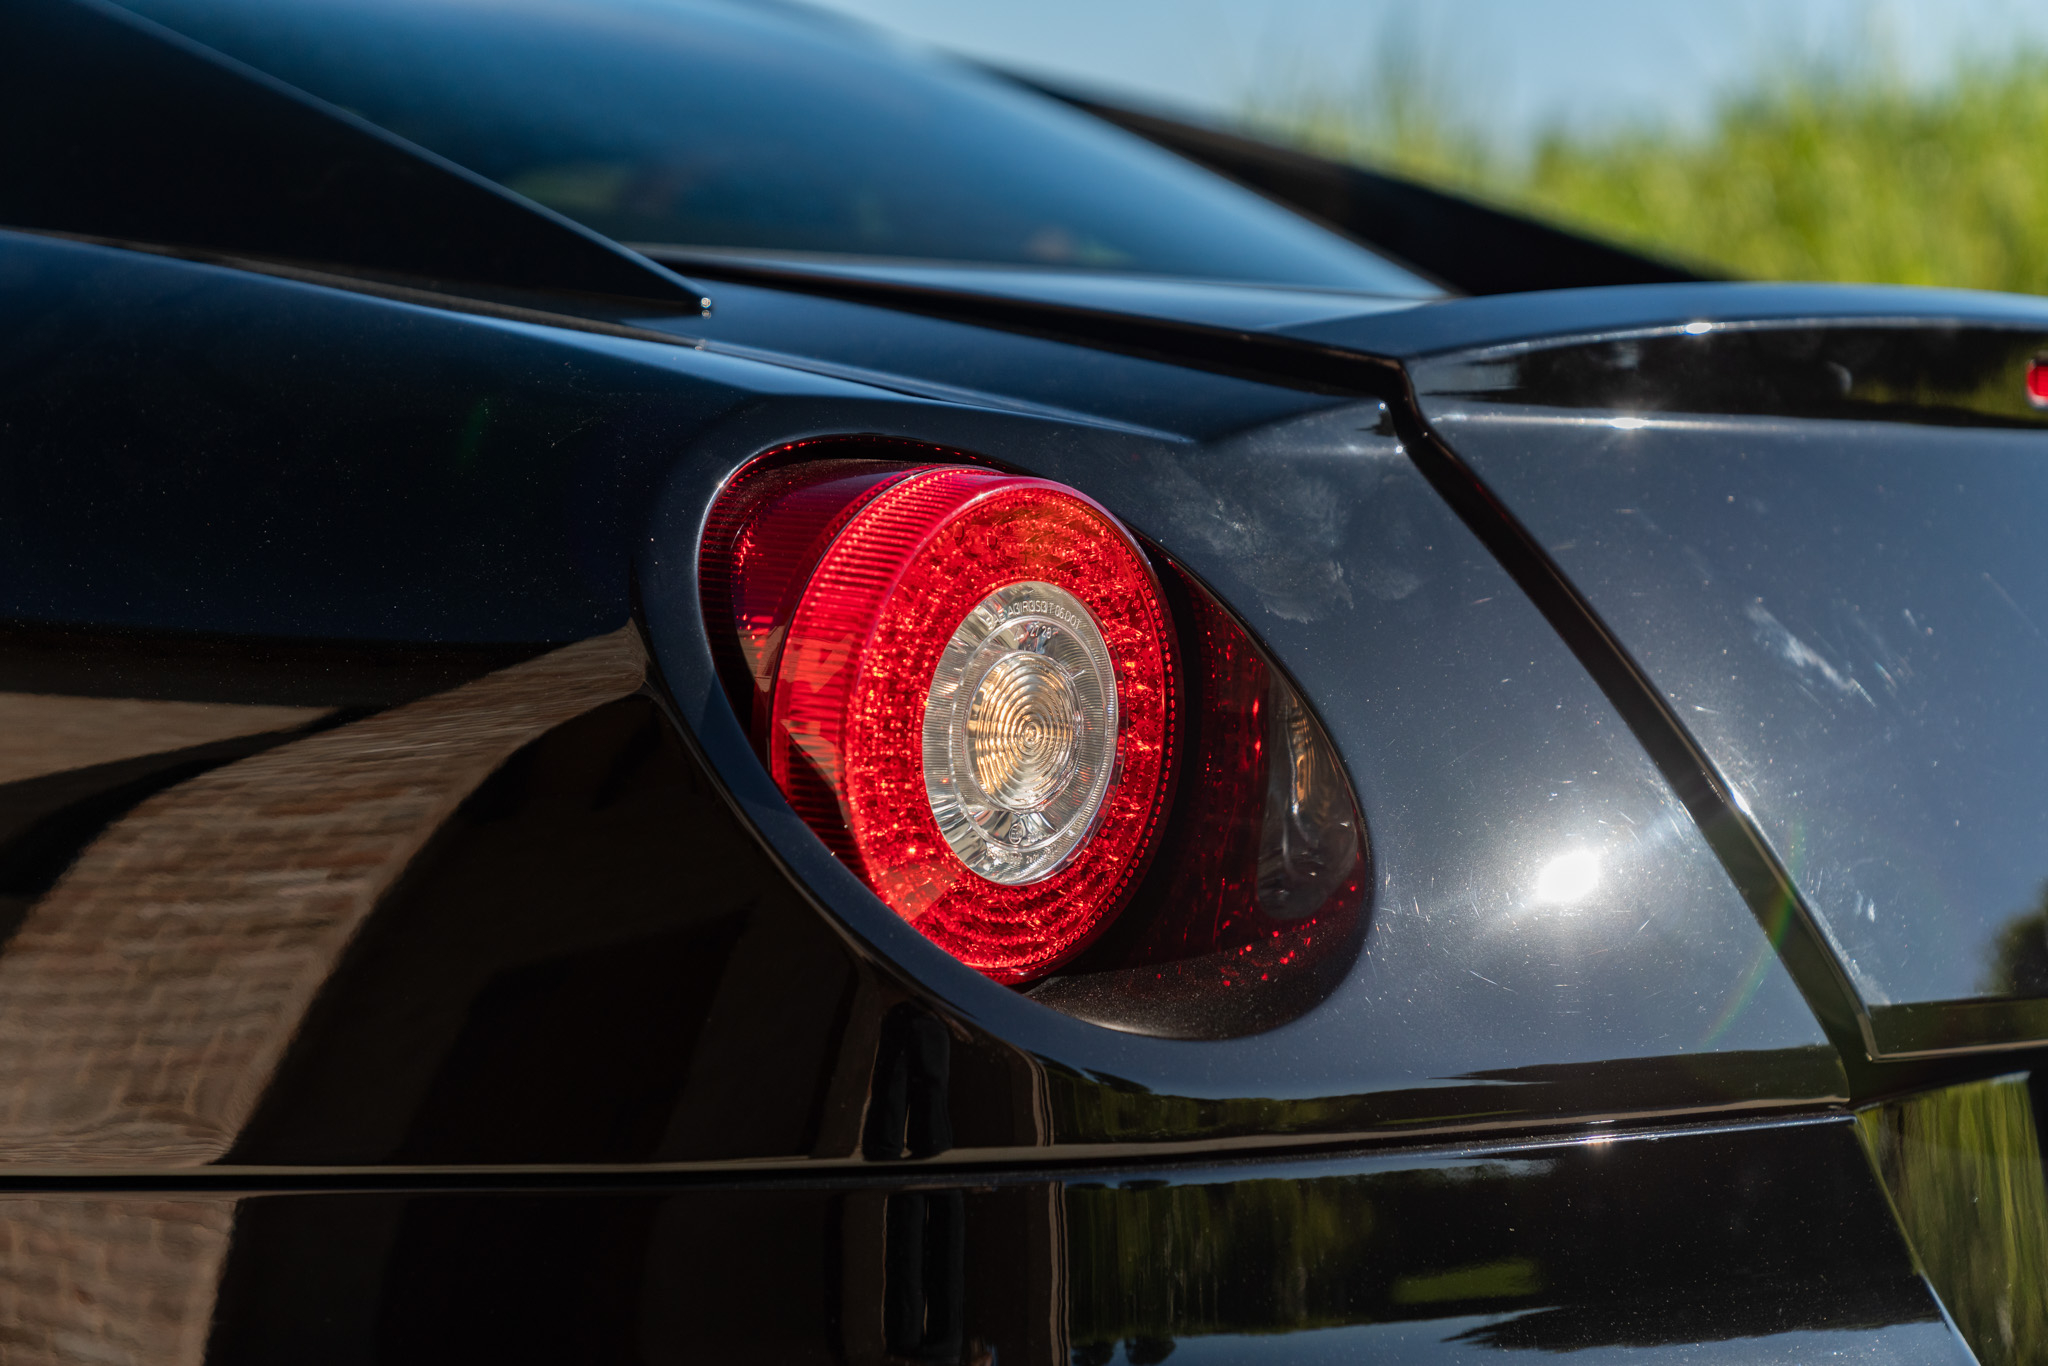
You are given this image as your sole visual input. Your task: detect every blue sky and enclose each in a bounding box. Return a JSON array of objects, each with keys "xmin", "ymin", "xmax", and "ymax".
[{"xmin": 802, "ymin": 0, "xmax": 2048, "ymax": 146}]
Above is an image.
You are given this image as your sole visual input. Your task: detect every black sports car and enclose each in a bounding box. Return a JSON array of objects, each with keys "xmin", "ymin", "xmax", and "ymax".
[{"xmin": 3, "ymin": 0, "xmax": 2046, "ymax": 1361}]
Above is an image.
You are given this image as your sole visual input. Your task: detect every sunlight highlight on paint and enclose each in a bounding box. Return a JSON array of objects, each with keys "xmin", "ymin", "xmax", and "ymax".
[{"xmin": 1534, "ymin": 849, "xmax": 1600, "ymax": 904}]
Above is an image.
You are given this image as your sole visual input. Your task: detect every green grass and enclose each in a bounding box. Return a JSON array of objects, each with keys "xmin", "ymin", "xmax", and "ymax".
[{"xmin": 1247, "ymin": 49, "xmax": 2048, "ymax": 294}]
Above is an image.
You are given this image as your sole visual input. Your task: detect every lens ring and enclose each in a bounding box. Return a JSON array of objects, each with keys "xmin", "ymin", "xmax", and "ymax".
[
  {"xmin": 761, "ymin": 466, "xmax": 1178, "ymax": 982},
  {"xmin": 923, "ymin": 581, "xmax": 1119, "ymax": 885}
]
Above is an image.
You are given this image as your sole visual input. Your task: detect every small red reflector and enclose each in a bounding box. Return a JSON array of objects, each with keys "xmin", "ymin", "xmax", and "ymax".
[{"xmin": 2029, "ymin": 358, "xmax": 2048, "ymax": 409}]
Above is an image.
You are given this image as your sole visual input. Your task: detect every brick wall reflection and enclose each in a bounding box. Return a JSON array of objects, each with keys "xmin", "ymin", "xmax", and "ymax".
[
  {"xmin": 0, "ymin": 1198, "xmax": 232, "ymax": 1366},
  {"xmin": 0, "ymin": 694, "xmax": 328, "ymax": 786},
  {"xmin": 0, "ymin": 630, "xmax": 645, "ymax": 1165},
  {"xmin": 0, "ymin": 634, "xmax": 652, "ymax": 1363}
]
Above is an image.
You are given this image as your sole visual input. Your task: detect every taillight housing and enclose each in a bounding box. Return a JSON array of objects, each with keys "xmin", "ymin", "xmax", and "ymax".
[
  {"xmin": 705, "ymin": 458, "xmax": 1175, "ymax": 981},
  {"xmin": 703, "ymin": 450, "xmax": 1367, "ymax": 1021}
]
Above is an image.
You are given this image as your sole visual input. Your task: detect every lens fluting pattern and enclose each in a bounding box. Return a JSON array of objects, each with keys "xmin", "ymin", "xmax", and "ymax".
[
  {"xmin": 968, "ymin": 651, "xmax": 1081, "ymax": 807},
  {"xmin": 924, "ymin": 583, "xmax": 1118, "ymax": 885}
]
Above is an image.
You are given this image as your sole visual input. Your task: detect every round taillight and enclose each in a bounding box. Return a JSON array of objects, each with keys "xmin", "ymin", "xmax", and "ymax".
[{"xmin": 717, "ymin": 463, "xmax": 1177, "ymax": 982}]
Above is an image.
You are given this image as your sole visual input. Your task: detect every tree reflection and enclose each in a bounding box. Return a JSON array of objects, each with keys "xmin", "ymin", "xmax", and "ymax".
[
  {"xmin": 1983, "ymin": 885, "xmax": 2048, "ymax": 996},
  {"xmin": 1065, "ymin": 1123, "xmax": 1937, "ymax": 1356},
  {"xmin": 1857, "ymin": 1076, "xmax": 2048, "ymax": 1366}
]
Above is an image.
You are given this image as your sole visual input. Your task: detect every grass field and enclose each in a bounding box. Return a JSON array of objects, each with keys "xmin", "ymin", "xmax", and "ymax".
[{"xmin": 1247, "ymin": 49, "xmax": 2048, "ymax": 294}]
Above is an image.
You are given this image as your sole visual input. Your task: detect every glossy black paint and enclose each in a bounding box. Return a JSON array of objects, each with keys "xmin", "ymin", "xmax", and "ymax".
[
  {"xmin": 226, "ymin": 695, "xmax": 835, "ymax": 1165},
  {"xmin": 1859, "ymin": 1071, "xmax": 2048, "ymax": 1366},
  {"xmin": 1, "ymin": 0, "xmax": 701, "ymax": 309},
  {"xmin": 0, "ymin": 229, "xmax": 1840, "ymax": 1172},
  {"xmin": 1413, "ymin": 327, "xmax": 2048, "ymax": 1047},
  {"xmin": 0, "ymin": 623, "xmax": 551, "ymax": 708},
  {"xmin": 637, "ymin": 349, "xmax": 1842, "ymax": 1142},
  {"xmin": 0, "ymin": 707, "xmax": 345, "ymax": 945},
  {"xmin": 1031, "ymin": 80, "xmax": 1719, "ymax": 297},
  {"xmin": 641, "ymin": 262, "xmax": 1415, "ymax": 405},
  {"xmin": 189, "ymin": 1119, "xmax": 1962, "ymax": 1363},
  {"xmin": 643, "ymin": 251, "xmax": 1423, "ymax": 335},
  {"xmin": 0, "ymin": 0, "xmax": 2034, "ymax": 1354},
  {"xmin": 630, "ymin": 272, "xmax": 2048, "ymax": 1076},
  {"xmin": 117, "ymin": 0, "xmax": 1430, "ymax": 295},
  {"xmin": 1286, "ymin": 277, "xmax": 2048, "ymax": 359},
  {"xmin": 1423, "ymin": 320, "xmax": 2048, "ymax": 427},
  {"xmin": 0, "ymin": 230, "xmax": 690, "ymax": 641},
  {"xmin": 138, "ymin": 650, "xmax": 1838, "ymax": 1167}
]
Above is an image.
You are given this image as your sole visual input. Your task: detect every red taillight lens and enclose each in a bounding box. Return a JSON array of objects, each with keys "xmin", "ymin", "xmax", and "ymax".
[
  {"xmin": 707, "ymin": 460, "xmax": 1177, "ymax": 982},
  {"xmin": 1082, "ymin": 570, "xmax": 1367, "ymax": 1024},
  {"xmin": 705, "ymin": 453, "xmax": 1368, "ymax": 1021},
  {"xmin": 2029, "ymin": 357, "xmax": 2048, "ymax": 409}
]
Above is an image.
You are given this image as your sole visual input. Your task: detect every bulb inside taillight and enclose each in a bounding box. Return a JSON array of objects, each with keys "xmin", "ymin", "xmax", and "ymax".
[
  {"xmin": 704, "ymin": 457, "xmax": 1176, "ymax": 983},
  {"xmin": 923, "ymin": 580, "xmax": 1120, "ymax": 885}
]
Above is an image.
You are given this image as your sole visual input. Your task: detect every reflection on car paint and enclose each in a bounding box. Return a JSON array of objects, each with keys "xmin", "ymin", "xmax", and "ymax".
[
  {"xmin": 0, "ymin": 231, "xmax": 1851, "ymax": 1173},
  {"xmin": 116, "ymin": 0, "xmax": 1434, "ymax": 293},
  {"xmin": 1417, "ymin": 334, "xmax": 2048, "ymax": 1047},
  {"xmin": 163, "ymin": 1119, "xmax": 1967, "ymax": 1361},
  {"xmin": 3, "ymin": 0, "xmax": 705, "ymax": 312},
  {"xmin": 0, "ymin": 630, "xmax": 645, "ymax": 1165},
  {"xmin": 0, "ymin": 1119, "xmax": 1959, "ymax": 1362},
  {"xmin": 1859, "ymin": 1072, "xmax": 2048, "ymax": 1366},
  {"xmin": 13, "ymin": 0, "xmax": 2048, "ymax": 1354},
  {"xmin": 0, "ymin": 617, "xmax": 1844, "ymax": 1172}
]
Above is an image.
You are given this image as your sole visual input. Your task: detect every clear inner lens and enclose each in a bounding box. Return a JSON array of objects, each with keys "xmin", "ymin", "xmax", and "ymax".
[
  {"xmin": 923, "ymin": 583, "xmax": 1118, "ymax": 885},
  {"xmin": 968, "ymin": 651, "xmax": 1081, "ymax": 807}
]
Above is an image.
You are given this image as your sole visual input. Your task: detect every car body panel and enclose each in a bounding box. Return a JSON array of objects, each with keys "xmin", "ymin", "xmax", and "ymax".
[
  {"xmin": 114, "ymin": 0, "xmax": 1434, "ymax": 295},
  {"xmin": 0, "ymin": 230, "xmax": 1836, "ymax": 1176},
  {"xmin": 1291, "ymin": 278, "xmax": 2048, "ymax": 359},
  {"xmin": 2, "ymin": 1, "xmax": 2044, "ymax": 1358},
  {"xmin": 640, "ymin": 252, "xmax": 1425, "ymax": 334},
  {"xmin": 1859, "ymin": 1070, "xmax": 2048, "ymax": 1360},
  {"xmin": 0, "ymin": 0, "xmax": 704, "ymax": 309},
  {"xmin": 1406, "ymin": 318, "xmax": 2048, "ymax": 1057},
  {"xmin": 26, "ymin": 1118, "xmax": 1962, "ymax": 1364}
]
